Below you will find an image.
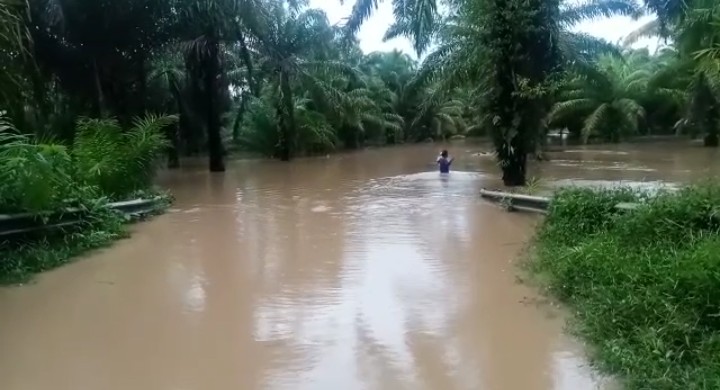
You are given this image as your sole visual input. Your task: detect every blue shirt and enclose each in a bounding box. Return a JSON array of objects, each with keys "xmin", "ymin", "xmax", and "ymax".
[{"xmin": 437, "ymin": 157, "xmax": 452, "ymax": 173}]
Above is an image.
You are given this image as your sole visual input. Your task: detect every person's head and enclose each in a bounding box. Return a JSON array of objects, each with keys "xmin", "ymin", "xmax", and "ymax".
[{"xmin": 441, "ymin": 150, "xmax": 448, "ymax": 158}]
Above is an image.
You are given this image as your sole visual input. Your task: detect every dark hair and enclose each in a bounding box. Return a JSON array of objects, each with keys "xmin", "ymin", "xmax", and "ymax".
[{"xmin": 441, "ymin": 150, "xmax": 448, "ymax": 158}]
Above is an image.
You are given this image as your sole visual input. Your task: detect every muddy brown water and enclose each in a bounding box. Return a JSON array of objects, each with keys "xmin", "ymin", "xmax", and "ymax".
[{"xmin": 0, "ymin": 141, "xmax": 717, "ymax": 390}]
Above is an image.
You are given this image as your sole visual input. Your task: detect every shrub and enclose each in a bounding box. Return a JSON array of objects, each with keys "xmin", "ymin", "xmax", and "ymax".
[
  {"xmin": 236, "ymin": 96, "xmax": 338, "ymax": 157},
  {"xmin": 533, "ymin": 185, "xmax": 720, "ymax": 389},
  {"xmin": 236, "ymin": 97, "xmax": 280, "ymax": 157},
  {"xmin": 0, "ymin": 113, "xmax": 173, "ymax": 283},
  {"xmin": 72, "ymin": 114, "xmax": 174, "ymax": 199},
  {"xmin": 0, "ymin": 118, "xmax": 94, "ymax": 213}
]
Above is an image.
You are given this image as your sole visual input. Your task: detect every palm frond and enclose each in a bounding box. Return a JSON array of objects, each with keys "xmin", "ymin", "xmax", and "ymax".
[
  {"xmin": 343, "ymin": 0, "xmax": 380, "ymax": 35},
  {"xmin": 73, "ymin": 115, "xmax": 172, "ymax": 198},
  {"xmin": 623, "ymin": 19, "xmax": 661, "ymax": 46},
  {"xmin": 384, "ymin": 20, "xmax": 410, "ymax": 41},
  {"xmin": 560, "ymin": 31, "xmax": 622, "ymax": 62},
  {"xmin": 581, "ymin": 103, "xmax": 610, "ymax": 143},
  {"xmin": 549, "ymin": 98, "xmax": 596, "ymax": 124},
  {"xmin": 560, "ymin": 0, "xmax": 642, "ymax": 28}
]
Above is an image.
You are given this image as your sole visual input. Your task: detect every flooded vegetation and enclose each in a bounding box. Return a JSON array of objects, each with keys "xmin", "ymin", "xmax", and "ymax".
[
  {"xmin": 2, "ymin": 0, "xmax": 720, "ymax": 388},
  {"xmin": 1, "ymin": 140, "xmax": 717, "ymax": 389}
]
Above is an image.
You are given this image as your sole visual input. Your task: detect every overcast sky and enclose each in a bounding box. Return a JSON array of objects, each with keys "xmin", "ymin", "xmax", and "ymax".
[{"xmin": 308, "ymin": 0, "xmax": 662, "ymax": 57}]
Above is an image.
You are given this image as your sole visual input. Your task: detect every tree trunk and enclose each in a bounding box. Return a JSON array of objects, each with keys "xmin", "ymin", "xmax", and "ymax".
[
  {"xmin": 343, "ymin": 125, "xmax": 360, "ymax": 149},
  {"xmin": 705, "ymin": 133, "xmax": 719, "ymax": 147},
  {"xmin": 205, "ymin": 37, "xmax": 225, "ymax": 172},
  {"xmin": 136, "ymin": 56, "xmax": 148, "ymax": 117},
  {"xmin": 278, "ymin": 70, "xmax": 296, "ymax": 161},
  {"xmin": 239, "ymin": 33, "xmax": 259, "ymax": 97},
  {"xmin": 165, "ymin": 81, "xmax": 184, "ymax": 168},
  {"xmin": 232, "ymin": 94, "xmax": 247, "ymax": 141},
  {"xmin": 167, "ymin": 123, "xmax": 181, "ymax": 169},
  {"xmin": 484, "ymin": 0, "xmax": 559, "ymax": 186},
  {"xmin": 501, "ymin": 136, "xmax": 527, "ymax": 186},
  {"xmin": 704, "ymin": 99, "xmax": 719, "ymax": 147},
  {"xmin": 92, "ymin": 59, "xmax": 107, "ymax": 117}
]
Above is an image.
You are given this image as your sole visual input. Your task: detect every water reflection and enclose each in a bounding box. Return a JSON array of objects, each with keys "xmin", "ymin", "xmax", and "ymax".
[{"xmin": 1, "ymin": 140, "xmax": 716, "ymax": 389}]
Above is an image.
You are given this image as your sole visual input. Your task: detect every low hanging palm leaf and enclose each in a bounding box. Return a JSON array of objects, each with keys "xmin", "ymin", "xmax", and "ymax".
[
  {"xmin": 412, "ymin": 90, "xmax": 467, "ymax": 140},
  {"xmin": 623, "ymin": 19, "xmax": 661, "ymax": 46},
  {"xmin": 344, "ymin": 0, "xmax": 438, "ymax": 55},
  {"xmin": 559, "ymin": 0, "xmax": 642, "ymax": 26}
]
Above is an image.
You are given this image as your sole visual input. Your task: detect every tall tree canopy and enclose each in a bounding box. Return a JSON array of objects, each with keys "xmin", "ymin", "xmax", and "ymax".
[{"xmin": 0, "ymin": 0, "xmax": 717, "ymax": 183}]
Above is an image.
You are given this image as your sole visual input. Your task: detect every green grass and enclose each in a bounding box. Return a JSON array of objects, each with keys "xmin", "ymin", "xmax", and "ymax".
[
  {"xmin": 530, "ymin": 185, "xmax": 720, "ymax": 389},
  {"xmin": 0, "ymin": 209, "xmax": 126, "ymax": 285},
  {"xmin": 0, "ymin": 192, "xmax": 171, "ymax": 286}
]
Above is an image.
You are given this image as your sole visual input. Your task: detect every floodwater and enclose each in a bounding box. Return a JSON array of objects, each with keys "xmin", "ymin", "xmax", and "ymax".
[{"xmin": 0, "ymin": 140, "xmax": 717, "ymax": 390}]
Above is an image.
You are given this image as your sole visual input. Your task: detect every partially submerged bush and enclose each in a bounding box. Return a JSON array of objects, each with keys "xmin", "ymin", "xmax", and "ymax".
[{"xmin": 533, "ymin": 185, "xmax": 720, "ymax": 389}]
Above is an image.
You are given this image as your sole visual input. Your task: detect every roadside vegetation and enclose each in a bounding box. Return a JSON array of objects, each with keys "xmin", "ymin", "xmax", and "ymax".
[
  {"xmin": 0, "ymin": 115, "xmax": 172, "ymax": 284},
  {"xmin": 532, "ymin": 185, "xmax": 720, "ymax": 389}
]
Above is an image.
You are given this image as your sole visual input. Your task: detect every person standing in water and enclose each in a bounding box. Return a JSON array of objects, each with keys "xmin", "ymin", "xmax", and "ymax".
[{"xmin": 436, "ymin": 150, "xmax": 454, "ymax": 173}]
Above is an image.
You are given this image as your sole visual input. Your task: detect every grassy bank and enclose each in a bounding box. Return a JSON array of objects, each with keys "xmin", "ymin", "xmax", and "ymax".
[
  {"xmin": 531, "ymin": 185, "xmax": 720, "ymax": 389},
  {"xmin": 0, "ymin": 209, "xmax": 125, "ymax": 285},
  {"xmin": 0, "ymin": 195, "xmax": 171, "ymax": 285}
]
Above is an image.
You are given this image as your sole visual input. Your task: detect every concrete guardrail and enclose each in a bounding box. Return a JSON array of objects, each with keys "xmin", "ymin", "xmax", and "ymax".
[{"xmin": 480, "ymin": 189, "xmax": 639, "ymax": 214}]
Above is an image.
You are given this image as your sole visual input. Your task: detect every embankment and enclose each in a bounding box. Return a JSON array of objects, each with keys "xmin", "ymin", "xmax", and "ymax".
[{"xmin": 530, "ymin": 185, "xmax": 720, "ymax": 389}]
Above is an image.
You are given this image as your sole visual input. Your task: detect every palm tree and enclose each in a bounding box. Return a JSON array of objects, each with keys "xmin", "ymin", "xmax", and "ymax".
[
  {"xmin": 147, "ymin": 48, "xmax": 192, "ymax": 168},
  {"xmin": 332, "ymin": 83, "xmax": 404, "ymax": 148},
  {"xmin": 406, "ymin": 88, "xmax": 467, "ymax": 141},
  {"xmin": 549, "ymin": 56, "xmax": 648, "ymax": 143},
  {"xmin": 172, "ymin": 0, "xmax": 262, "ymax": 172},
  {"xmin": 408, "ymin": 0, "xmax": 643, "ymax": 185},
  {"xmin": 244, "ymin": 1, "xmax": 354, "ymax": 160},
  {"xmin": 624, "ymin": 0, "xmax": 720, "ymax": 145},
  {"xmin": 411, "ymin": 0, "xmax": 564, "ymax": 186}
]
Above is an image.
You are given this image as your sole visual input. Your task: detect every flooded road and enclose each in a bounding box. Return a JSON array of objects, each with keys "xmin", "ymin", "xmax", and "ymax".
[{"xmin": 0, "ymin": 141, "xmax": 717, "ymax": 390}]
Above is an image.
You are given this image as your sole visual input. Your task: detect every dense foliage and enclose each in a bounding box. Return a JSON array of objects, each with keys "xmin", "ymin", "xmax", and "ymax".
[
  {"xmin": 533, "ymin": 186, "xmax": 720, "ymax": 389},
  {"xmin": 0, "ymin": 0, "xmax": 719, "ymax": 186},
  {"xmin": 0, "ymin": 113, "xmax": 172, "ymax": 284},
  {"xmin": 0, "ymin": 114, "xmax": 173, "ymax": 214},
  {"xmin": 388, "ymin": 0, "xmax": 718, "ymax": 184}
]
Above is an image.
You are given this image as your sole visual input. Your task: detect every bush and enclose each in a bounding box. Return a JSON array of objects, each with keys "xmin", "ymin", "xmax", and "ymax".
[
  {"xmin": 235, "ymin": 96, "xmax": 338, "ymax": 157},
  {"xmin": 533, "ymin": 185, "xmax": 720, "ymax": 389},
  {"xmin": 73, "ymin": 115, "xmax": 174, "ymax": 199},
  {"xmin": 1, "ymin": 114, "xmax": 173, "ymax": 213},
  {"xmin": 0, "ymin": 113, "xmax": 174, "ymax": 283},
  {"xmin": 236, "ymin": 97, "xmax": 280, "ymax": 157},
  {"xmin": 0, "ymin": 119, "xmax": 95, "ymax": 213}
]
